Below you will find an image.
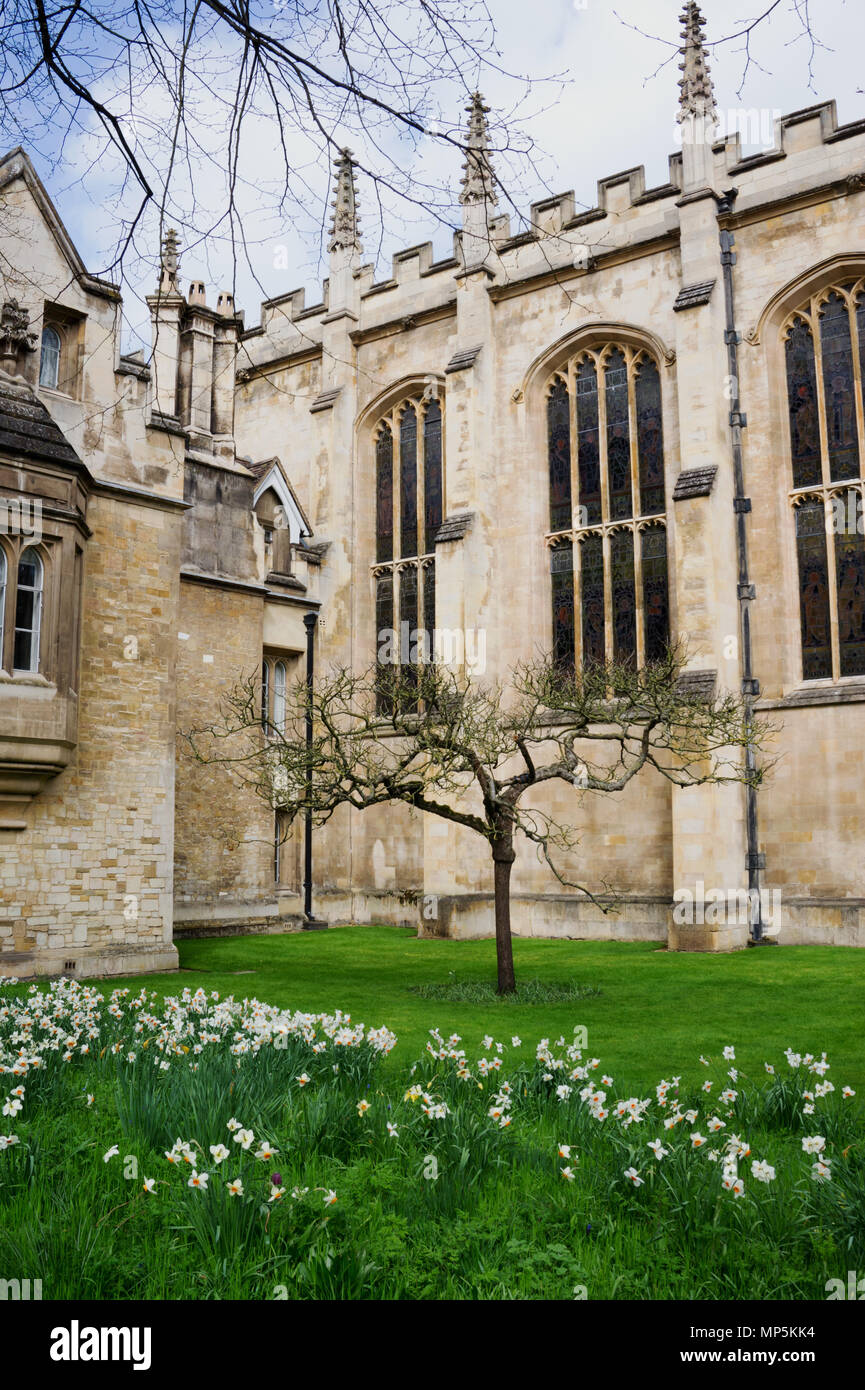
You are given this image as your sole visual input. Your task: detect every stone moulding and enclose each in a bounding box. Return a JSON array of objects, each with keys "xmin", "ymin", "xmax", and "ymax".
[
  {"xmin": 673, "ymin": 279, "xmax": 716, "ymax": 311},
  {"xmin": 673, "ymin": 465, "xmax": 718, "ymax": 500},
  {"xmin": 435, "ymin": 512, "xmax": 474, "ymax": 544}
]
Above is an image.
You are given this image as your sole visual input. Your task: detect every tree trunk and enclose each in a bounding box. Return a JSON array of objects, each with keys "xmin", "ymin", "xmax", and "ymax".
[{"xmin": 492, "ymin": 831, "xmax": 516, "ymax": 995}]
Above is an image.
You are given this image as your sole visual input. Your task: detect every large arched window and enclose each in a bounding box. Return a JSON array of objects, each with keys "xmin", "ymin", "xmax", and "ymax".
[
  {"xmin": 39, "ymin": 326, "xmax": 61, "ymax": 390},
  {"xmin": 14, "ymin": 547, "xmax": 43, "ymax": 673},
  {"xmin": 783, "ymin": 280, "xmax": 865, "ymax": 681},
  {"xmin": 545, "ymin": 345, "xmax": 669, "ymax": 671},
  {"xmin": 372, "ymin": 391, "xmax": 443, "ymax": 710}
]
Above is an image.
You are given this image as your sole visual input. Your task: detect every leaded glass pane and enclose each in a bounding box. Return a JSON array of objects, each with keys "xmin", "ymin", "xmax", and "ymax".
[
  {"xmin": 611, "ymin": 530, "xmax": 636, "ymax": 666},
  {"xmin": 605, "ymin": 349, "xmax": 632, "ymax": 520},
  {"xmin": 796, "ymin": 501, "xmax": 833, "ymax": 680},
  {"xmin": 835, "ymin": 490, "xmax": 865, "ymax": 677},
  {"xmin": 820, "ymin": 293, "xmax": 859, "ymax": 482},
  {"xmin": 423, "ymin": 401, "xmax": 443, "ymax": 554},
  {"xmin": 547, "ymin": 379, "xmax": 571, "ymax": 532},
  {"xmin": 641, "ymin": 527, "xmax": 669, "ymax": 662},
  {"xmin": 785, "ymin": 319, "xmax": 822, "ymax": 489},
  {"xmin": 635, "ymin": 359, "xmax": 665, "ymax": 516},
  {"xmin": 400, "ymin": 406, "xmax": 418, "ymax": 558},
  {"xmin": 550, "ymin": 541, "xmax": 575, "ymax": 672},
  {"xmin": 375, "ymin": 425, "xmax": 393, "ymax": 563},
  {"xmin": 423, "ymin": 562, "xmax": 435, "ymax": 665},
  {"xmin": 576, "ymin": 360, "xmax": 601, "ymax": 526},
  {"xmin": 579, "ymin": 533, "xmax": 605, "ymax": 667},
  {"xmin": 399, "ymin": 565, "xmax": 419, "ymax": 710},
  {"xmin": 375, "ymin": 574, "xmax": 395, "ymax": 715}
]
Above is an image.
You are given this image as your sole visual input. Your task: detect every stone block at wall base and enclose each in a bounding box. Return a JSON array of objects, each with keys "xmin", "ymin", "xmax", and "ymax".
[
  {"xmin": 667, "ymin": 923, "xmax": 750, "ymax": 952},
  {"xmin": 0, "ymin": 941, "xmax": 179, "ymax": 981},
  {"xmin": 418, "ymin": 894, "xmax": 669, "ymax": 943}
]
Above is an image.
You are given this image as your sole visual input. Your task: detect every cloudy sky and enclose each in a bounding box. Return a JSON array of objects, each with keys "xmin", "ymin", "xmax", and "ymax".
[{"xmin": 22, "ymin": 0, "xmax": 864, "ymax": 351}]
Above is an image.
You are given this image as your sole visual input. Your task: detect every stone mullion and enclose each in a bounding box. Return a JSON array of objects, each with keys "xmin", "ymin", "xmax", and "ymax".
[
  {"xmin": 596, "ymin": 350, "xmax": 612, "ymax": 665},
  {"xmin": 823, "ymin": 493, "xmax": 842, "ymax": 681},
  {"xmin": 811, "ymin": 295, "xmax": 832, "ymax": 492},
  {"xmin": 847, "ymin": 290, "xmax": 865, "ymax": 482},
  {"xmin": 626, "ymin": 349, "xmax": 641, "ymax": 521},
  {"xmin": 633, "ymin": 523, "xmax": 646, "ymax": 669}
]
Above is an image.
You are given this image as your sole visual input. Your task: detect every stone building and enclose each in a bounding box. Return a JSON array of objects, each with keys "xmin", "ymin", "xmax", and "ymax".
[{"xmin": 1, "ymin": 3, "xmax": 864, "ymax": 975}]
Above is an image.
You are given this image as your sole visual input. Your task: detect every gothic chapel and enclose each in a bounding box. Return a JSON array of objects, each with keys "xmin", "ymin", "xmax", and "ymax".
[{"xmin": 1, "ymin": 4, "xmax": 864, "ymax": 976}]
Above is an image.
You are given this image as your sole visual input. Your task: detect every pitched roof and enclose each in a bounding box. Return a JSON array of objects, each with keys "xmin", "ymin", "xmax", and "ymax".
[{"xmin": 0, "ymin": 372, "xmax": 83, "ymax": 468}]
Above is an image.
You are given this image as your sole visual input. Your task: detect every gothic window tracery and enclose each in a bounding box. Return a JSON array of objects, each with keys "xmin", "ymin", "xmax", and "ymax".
[
  {"xmin": 545, "ymin": 344, "xmax": 669, "ymax": 671},
  {"xmin": 371, "ymin": 388, "xmax": 444, "ymax": 710},
  {"xmin": 783, "ymin": 280, "xmax": 865, "ymax": 681}
]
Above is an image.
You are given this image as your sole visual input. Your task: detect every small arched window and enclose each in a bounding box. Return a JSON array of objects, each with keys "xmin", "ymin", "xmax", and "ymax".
[
  {"xmin": 14, "ymin": 547, "xmax": 43, "ymax": 672},
  {"xmin": 545, "ymin": 344, "xmax": 669, "ymax": 672},
  {"xmin": 39, "ymin": 326, "xmax": 61, "ymax": 390},
  {"xmin": 261, "ymin": 659, "xmax": 270, "ymax": 731},
  {"xmin": 273, "ymin": 660, "xmax": 287, "ymax": 733}
]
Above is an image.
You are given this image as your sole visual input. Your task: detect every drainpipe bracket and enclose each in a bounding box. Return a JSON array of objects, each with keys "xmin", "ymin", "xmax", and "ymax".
[
  {"xmin": 746, "ymin": 852, "xmax": 766, "ymax": 870},
  {"xmin": 729, "ymin": 411, "xmax": 748, "ymax": 428},
  {"xmin": 738, "ymin": 582, "xmax": 756, "ymax": 599},
  {"xmin": 733, "ymin": 496, "xmax": 751, "ymax": 513}
]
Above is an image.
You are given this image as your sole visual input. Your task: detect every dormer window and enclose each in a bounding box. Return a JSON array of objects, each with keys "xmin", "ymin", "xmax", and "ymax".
[
  {"xmin": 39, "ymin": 325, "xmax": 61, "ymax": 389},
  {"xmin": 14, "ymin": 547, "xmax": 43, "ymax": 673}
]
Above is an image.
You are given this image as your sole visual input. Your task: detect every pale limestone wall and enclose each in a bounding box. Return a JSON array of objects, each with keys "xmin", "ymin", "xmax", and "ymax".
[
  {"xmin": 233, "ymin": 97, "xmax": 865, "ymax": 948},
  {"xmin": 173, "ymin": 581, "xmax": 275, "ymax": 915},
  {"xmin": 0, "ymin": 493, "xmax": 180, "ymax": 975}
]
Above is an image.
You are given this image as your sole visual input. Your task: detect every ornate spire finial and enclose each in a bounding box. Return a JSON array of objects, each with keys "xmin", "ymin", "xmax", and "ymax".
[
  {"xmin": 459, "ymin": 92, "xmax": 497, "ymax": 208},
  {"xmin": 328, "ymin": 148, "xmax": 362, "ymax": 255},
  {"xmin": 678, "ymin": 2, "xmax": 717, "ymax": 122},
  {"xmin": 158, "ymin": 228, "xmax": 181, "ymax": 294}
]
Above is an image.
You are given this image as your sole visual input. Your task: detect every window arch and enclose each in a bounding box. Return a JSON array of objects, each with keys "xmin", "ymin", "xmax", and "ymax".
[
  {"xmin": 371, "ymin": 389, "xmax": 444, "ymax": 709},
  {"xmin": 783, "ymin": 279, "xmax": 865, "ymax": 681},
  {"xmin": 14, "ymin": 546, "xmax": 43, "ymax": 673},
  {"xmin": 39, "ymin": 325, "xmax": 61, "ymax": 390},
  {"xmin": 545, "ymin": 344, "xmax": 669, "ymax": 671},
  {"xmin": 272, "ymin": 660, "xmax": 287, "ymax": 732}
]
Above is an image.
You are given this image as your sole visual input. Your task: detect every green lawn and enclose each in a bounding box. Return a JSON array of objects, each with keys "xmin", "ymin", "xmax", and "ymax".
[
  {"xmin": 122, "ymin": 926, "xmax": 865, "ymax": 1093},
  {"xmin": 2, "ymin": 928, "xmax": 862, "ymax": 1300}
]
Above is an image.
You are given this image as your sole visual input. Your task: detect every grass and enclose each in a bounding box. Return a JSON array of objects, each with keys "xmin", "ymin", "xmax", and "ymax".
[
  {"xmin": 106, "ymin": 926, "xmax": 865, "ymax": 1092},
  {"xmin": 1, "ymin": 927, "xmax": 862, "ymax": 1301}
]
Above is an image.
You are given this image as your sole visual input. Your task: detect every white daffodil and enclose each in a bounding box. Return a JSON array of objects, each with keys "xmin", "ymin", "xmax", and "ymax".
[
  {"xmin": 209, "ymin": 1144, "xmax": 230, "ymax": 1164},
  {"xmin": 103, "ymin": 1145, "xmax": 120, "ymax": 1163},
  {"xmin": 187, "ymin": 1170, "xmax": 209, "ymax": 1190},
  {"xmin": 561, "ymin": 1166, "xmax": 576, "ymax": 1182},
  {"xmin": 234, "ymin": 1128, "xmax": 254, "ymax": 1150},
  {"xmin": 227, "ymin": 1178, "xmax": 244, "ymax": 1197},
  {"xmin": 254, "ymin": 1142, "xmax": 278, "ymax": 1160},
  {"xmin": 624, "ymin": 1167, "xmax": 644, "ymax": 1187},
  {"xmin": 801, "ymin": 1135, "xmax": 826, "ymax": 1154},
  {"xmin": 143, "ymin": 1178, "xmax": 156, "ymax": 1193},
  {"xmin": 647, "ymin": 1139, "xmax": 668, "ymax": 1159},
  {"xmin": 751, "ymin": 1160, "xmax": 776, "ymax": 1183},
  {"xmin": 386, "ymin": 1122, "xmax": 398, "ymax": 1137}
]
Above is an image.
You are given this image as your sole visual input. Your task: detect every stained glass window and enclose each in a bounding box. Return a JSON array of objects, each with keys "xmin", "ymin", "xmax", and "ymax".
[
  {"xmin": 795, "ymin": 501, "xmax": 833, "ymax": 681},
  {"xmin": 785, "ymin": 320, "xmax": 822, "ymax": 489},
  {"xmin": 635, "ymin": 360, "xmax": 665, "ymax": 516},
  {"xmin": 547, "ymin": 379, "xmax": 572, "ymax": 532},
  {"xmin": 375, "ymin": 573, "xmax": 395, "ymax": 715},
  {"xmin": 400, "ymin": 406, "xmax": 418, "ymax": 558},
  {"xmin": 423, "ymin": 563, "xmax": 435, "ymax": 666},
  {"xmin": 375, "ymin": 425, "xmax": 393, "ymax": 563},
  {"xmin": 550, "ymin": 542, "xmax": 575, "ymax": 672},
  {"xmin": 820, "ymin": 293, "xmax": 859, "ymax": 483},
  {"xmin": 580, "ymin": 533, "xmax": 605, "ymax": 667},
  {"xmin": 641, "ymin": 527, "xmax": 669, "ymax": 662},
  {"xmin": 424, "ymin": 401, "xmax": 443, "ymax": 553},
  {"xmin": 835, "ymin": 490, "xmax": 865, "ymax": 677},
  {"xmin": 611, "ymin": 530, "xmax": 636, "ymax": 667},
  {"xmin": 576, "ymin": 359, "xmax": 601, "ymax": 526},
  {"xmin": 399, "ymin": 565, "xmax": 419, "ymax": 710},
  {"xmin": 605, "ymin": 350, "xmax": 632, "ymax": 521}
]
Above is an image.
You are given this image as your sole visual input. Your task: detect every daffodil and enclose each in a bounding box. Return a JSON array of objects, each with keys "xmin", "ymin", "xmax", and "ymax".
[
  {"xmin": 209, "ymin": 1144, "xmax": 230, "ymax": 1164},
  {"xmin": 187, "ymin": 1170, "xmax": 209, "ymax": 1190},
  {"xmin": 103, "ymin": 1145, "xmax": 120, "ymax": 1163},
  {"xmin": 143, "ymin": 1178, "xmax": 156, "ymax": 1193},
  {"xmin": 624, "ymin": 1167, "xmax": 643, "ymax": 1187}
]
